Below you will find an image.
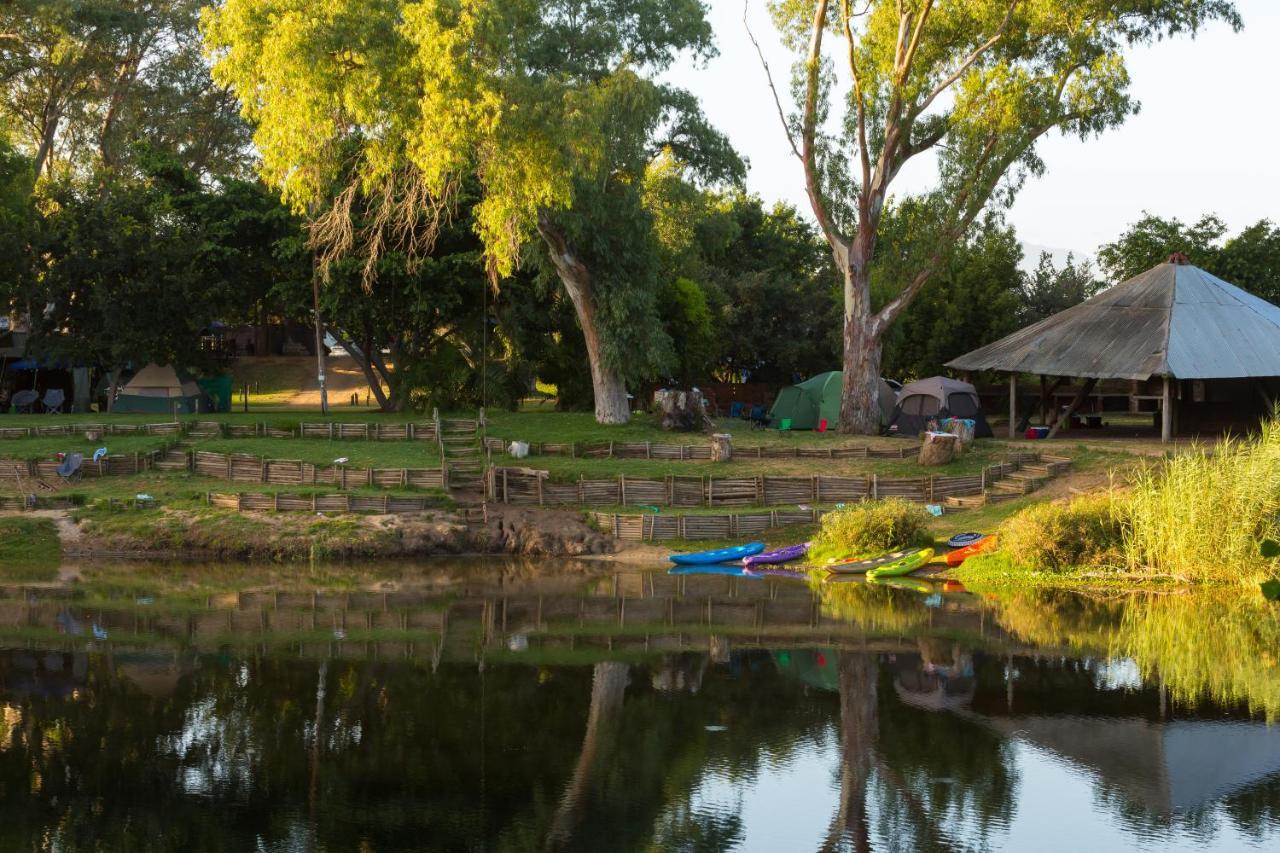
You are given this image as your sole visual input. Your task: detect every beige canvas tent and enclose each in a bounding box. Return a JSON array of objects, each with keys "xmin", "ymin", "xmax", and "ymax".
[{"xmin": 114, "ymin": 364, "xmax": 203, "ymax": 414}]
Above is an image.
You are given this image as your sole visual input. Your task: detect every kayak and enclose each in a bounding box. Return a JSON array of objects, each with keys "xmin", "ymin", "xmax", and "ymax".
[
  {"xmin": 743, "ymin": 542, "xmax": 810, "ymax": 567},
  {"xmin": 944, "ymin": 535, "xmax": 998, "ymax": 567},
  {"xmin": 827, "ymin": 547, "xmax": 928, "ymax": 575},
  {"xmin": 865, "ymin": 548, "xmax": 936, "ymax": 579},
  {"xmin": 743, "ymin": 567, "xmax": 809, "ymax": 580},
  {"xmin": 669, "ymin": 542, "xmax": 765, "ymax": 566},
  {"xmin": 668, "ymin": 565, "xmax": 763, "ymax": 578}
]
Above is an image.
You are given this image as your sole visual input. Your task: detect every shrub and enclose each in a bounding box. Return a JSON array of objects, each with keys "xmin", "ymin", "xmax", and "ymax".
[
  {"xmin": 996, "ymin": 493, "xmax": 1125, "ymax": 573},
  {"xmin": 809, "ymin": 498, "xmax": 932, "ymax": 563}
]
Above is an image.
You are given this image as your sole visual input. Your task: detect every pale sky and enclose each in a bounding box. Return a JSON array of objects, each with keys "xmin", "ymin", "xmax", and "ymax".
[{"xmin": 668, "ymin": 0, "xmax": 1280, "ymax": 262}]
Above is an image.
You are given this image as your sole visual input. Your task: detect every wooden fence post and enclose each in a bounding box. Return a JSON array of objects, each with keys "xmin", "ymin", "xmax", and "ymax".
[
  {"xmin": 872, "ymin": 474, "xmax": 878, "ymax": 500},
  {"xmin": 620, "ymin": 474, "xmax": 627, "ymax": 506}
]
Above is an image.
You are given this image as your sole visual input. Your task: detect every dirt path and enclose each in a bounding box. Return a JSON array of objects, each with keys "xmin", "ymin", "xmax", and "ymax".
[{"xmin": 286, "ymin": 357, "xmax": 388, "ymax": 409}]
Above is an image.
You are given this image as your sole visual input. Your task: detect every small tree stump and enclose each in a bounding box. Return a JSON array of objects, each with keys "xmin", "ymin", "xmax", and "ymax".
[
  {"xmin": 943, "ymin": 418, "xmax": 975, "ymax": 452},
  {"xmin": 918, "ymin": 432, "xmax": 958, "ymax": 466},
  {"xmin": 710, "ymin": 433, "xmax": 733, "ymax": 462},
  {"xmin": 657, "ymin": 388, "xmax": 715, "ymax": 432}
]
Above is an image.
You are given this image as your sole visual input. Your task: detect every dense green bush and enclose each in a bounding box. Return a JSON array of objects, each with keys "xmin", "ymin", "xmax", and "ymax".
[
  {"xmin": 809, "ymin": 499, "xmax": 932, "ymax": 563},
  {"xmin": 996, "ymin": 493, "xmax": 1125, "ymax": 573}
]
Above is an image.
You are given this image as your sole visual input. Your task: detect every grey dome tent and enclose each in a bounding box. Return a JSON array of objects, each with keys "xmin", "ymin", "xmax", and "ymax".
[{"xmin": 888, "ymin": 376, "xmax": 992, "ymax": 438}]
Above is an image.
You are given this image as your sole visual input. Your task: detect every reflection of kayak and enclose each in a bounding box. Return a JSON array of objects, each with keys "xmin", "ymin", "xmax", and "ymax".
[
  {"xmin": 744, "ymin": 567, "xmax": 810, "ymax": 580},
  {"xmin": 743, "ymin": 542, "xmax": 810, "ymax": 567},
  {"xmin": 867, "ymin": 576, "xmax": 935, "ymax": 594},
  {"xmin": 669, "ymin": 542, "xmax": 765, "ymax": 565},
  {"xmin": 828, "ymin": 547, "xmax": 929, "ymax": 575},
  {"xmin": 866, "ymin": 548, "xmax": 935, "ymax": 578},
  {"xmin": 944, "ymin": 535, "xmax": 997, "ymax": 567},
  {"xmin": 668, "ymin": 565, "xmax": 763, "ymax": 578}
]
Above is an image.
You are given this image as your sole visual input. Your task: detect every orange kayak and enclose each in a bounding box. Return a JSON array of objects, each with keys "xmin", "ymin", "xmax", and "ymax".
[{"xmin": 944, "ymin": 535, "xmax": 998, "ymax": 567}]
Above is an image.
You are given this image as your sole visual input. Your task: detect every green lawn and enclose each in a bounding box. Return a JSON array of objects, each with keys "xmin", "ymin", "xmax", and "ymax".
[
  {"xmin": 0, "ymin": 517, "xmax": 61, "ymax": 579},
  {"xmin": 193, "ymin": 437, "xmax": 441, "ymax": 468}
]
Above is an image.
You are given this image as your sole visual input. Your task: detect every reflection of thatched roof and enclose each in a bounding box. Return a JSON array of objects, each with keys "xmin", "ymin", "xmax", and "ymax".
[
  {"xmin": 978, "ymin": 715, "xmax": 1280, "ymax": 813},
  {"xmin": 117, "ymin": 655, "xmax": 188, "ymax": 698}
]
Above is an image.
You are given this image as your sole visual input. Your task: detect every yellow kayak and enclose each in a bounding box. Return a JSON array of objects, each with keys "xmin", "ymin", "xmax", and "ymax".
[{"xmin": 865, "ymin": 548, "xmax": 935, "ymax": 579}]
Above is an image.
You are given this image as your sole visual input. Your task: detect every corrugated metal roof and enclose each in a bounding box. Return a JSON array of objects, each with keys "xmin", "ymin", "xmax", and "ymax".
[{"xmin": 946, "ymin": 263, "xmax": 1280, "ymax": 380}]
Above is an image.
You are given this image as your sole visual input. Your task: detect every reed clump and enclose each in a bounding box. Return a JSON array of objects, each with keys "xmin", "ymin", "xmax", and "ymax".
[
  {"xmin": 809, "ymin": 498, "xmax": 932, "ymax": 563},
  {"xmin": 1123, "ymin": 418, "xmax": 1280, "ymax": 583}
]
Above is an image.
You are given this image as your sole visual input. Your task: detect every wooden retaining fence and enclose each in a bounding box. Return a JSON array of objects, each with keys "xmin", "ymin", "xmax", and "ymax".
[
  {"xmin": 0, "ymin": 449, "xmax": 445, "ymax": 492},
  {"xmin": 484, "ymin": 437, "xmax": 916, "ymax": 461},
  {"xmin": 207, "ymin": 491, "xmax": 439, "ymax": 514},
  {"xmin": 488, "ymin": 462, "xmax": 1039, "ymax": 509},
  {"xmin": 0, "ymin": 420, "xmax": 439, "ymax": 441}
]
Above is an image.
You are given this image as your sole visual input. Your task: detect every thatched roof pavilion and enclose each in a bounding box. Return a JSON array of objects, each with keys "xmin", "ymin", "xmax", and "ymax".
[{"xmin": 947, "ymin": 256, "xmax": 1280, "ymax": 441}]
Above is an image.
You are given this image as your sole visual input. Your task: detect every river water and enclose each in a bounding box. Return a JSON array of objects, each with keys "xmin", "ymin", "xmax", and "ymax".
[{"xmin": 1, "ymin": 558, "xmax": 1279, "ymax": 852}]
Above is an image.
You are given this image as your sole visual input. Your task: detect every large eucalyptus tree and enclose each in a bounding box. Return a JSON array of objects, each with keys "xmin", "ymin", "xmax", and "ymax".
[{"xmin": 760, "ymin": 0, "xmax": 1240, "ymax": 432}]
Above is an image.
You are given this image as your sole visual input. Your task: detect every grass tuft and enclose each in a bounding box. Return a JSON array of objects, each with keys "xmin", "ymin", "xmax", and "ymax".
[{"xmin": 809, "ymin": 498, "xmax": 933, "ymax": 563}]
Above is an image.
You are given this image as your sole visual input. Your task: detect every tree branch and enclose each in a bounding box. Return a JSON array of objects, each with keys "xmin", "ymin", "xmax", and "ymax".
[
  {"xmin": 910, "ymin": 0, "xmax": 1020, "ymax": 121},
  {"xmin": 798, "ymin": 0, "xmax": 848, "ymax": 252},
  {"xmin": 840, "ymin": 0, "xmax": 871, "ymax": 190},
  {"xmin": 743, "ymin": 0, "xmax": 800, "ymax": 161}
]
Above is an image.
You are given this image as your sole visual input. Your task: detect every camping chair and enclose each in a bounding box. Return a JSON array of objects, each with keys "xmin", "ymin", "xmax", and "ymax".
[
  {"xmin": 728, "ymin": 401, "xmax": 743, "ymax": 419},
  {"xmin": 748, "ymin": 404, "xmax": 772, "ymax": 429},
  {"xmin": 56, "ymin": 452, "xmax": 83, "ymax": 484},
  {"xmin": 42, "ymin": 389, "xmax": 65, "ymax": 414},
  {"xmin": 12, "ymin": 389, "xmax": 38, "ymax": 414}
]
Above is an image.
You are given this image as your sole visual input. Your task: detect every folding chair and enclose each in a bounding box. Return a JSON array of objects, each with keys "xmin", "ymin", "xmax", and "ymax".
[
  {"xmin": 11, "ymin": 389, "xmax": 38, "ymax": 414},
  {"xmin": 56, "ymin": 452, "xmax": 84, "ymax": 484},
  {"xmin": 42, "ymin": 389, "xmax": 65, "ymax": 414}
]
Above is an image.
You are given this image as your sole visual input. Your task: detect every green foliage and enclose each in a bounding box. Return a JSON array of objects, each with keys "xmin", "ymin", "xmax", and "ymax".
[
  {"xmin": 27, "ymin": 153, "xmax": 290, "ymax": 375},
  {"xmin": 1123, "ymin": 419, "xmax": 1280, "ymax": 582},
  {"xmin": 878, "ymin": 210, "xmax": 1023, "ymax": 380},
  {"xmin": 0, "ymin": 136, "xmax": 33, "ymax": 298},
  {"xmin": 995, "ymin": 494, "xmax": 1125, "ymax": 573},
  {"xmin": 810, "ymin": 499, "xmax": 932, "ymax": 563},
  {"xmin": 658, "ymin": 277, "xmax": 716, "ymax": 387},
  {"xmin": 1019, "ymin": 252, "xmax": 1104, "ymax": 324},
  {"xmin": 1097, "ymin": 213, "xmax": 1280, "ymax": 304},
  {"xmin": 0, "ymin": 0, "xmax": 250, "ymax": 179}
]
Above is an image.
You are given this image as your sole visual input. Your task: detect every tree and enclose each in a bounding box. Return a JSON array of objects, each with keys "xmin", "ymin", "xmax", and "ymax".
[
  {"xmin": 0, "ymin": 136, "xmax": 33, "ymax": 299},
  {"xmin": 761, "ymin": 0, "xmax": 1240, "ymax": 433},
  {"xmin": 0, "ymin": 0, "xmax": 249, "ymax": 180},
  {"xmin": 204, "ymin": 0, "xmax": 742, "ymax": 424},
  {"xmin": 1097, "ymin": 213, "xmax": 1280, "ymax": 304},
  {"xmin": 1019, "ymin": 251, "xmax": 1103, "ymax": 325},
  {"xmin": 1096, "ymin": 212, "xmax": 1227, "ymax": 281},
  {"xmin": 878, "ymin": 211, "xmax": 1024, "ymax": 380}
]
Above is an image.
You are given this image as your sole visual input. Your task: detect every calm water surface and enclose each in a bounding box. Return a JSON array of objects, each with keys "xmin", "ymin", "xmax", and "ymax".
[{"xmin": 1, "ymin": 558, "xmax": 1279, "ymax": 851}]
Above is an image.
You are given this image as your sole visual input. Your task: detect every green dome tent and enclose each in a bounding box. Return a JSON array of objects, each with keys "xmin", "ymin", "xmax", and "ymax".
[{"xmin": 768, "ymin": 371, "xmax": 897, "ymax": 430}]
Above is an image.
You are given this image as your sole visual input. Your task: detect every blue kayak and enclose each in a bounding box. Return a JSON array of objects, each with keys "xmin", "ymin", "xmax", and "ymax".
[{"xmin": 668, "ymin": 542, "xmax": 765, "ymax": 566}]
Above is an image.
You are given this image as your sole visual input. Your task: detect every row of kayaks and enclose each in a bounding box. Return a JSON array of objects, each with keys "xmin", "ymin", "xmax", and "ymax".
[{"xmin": 667, "ymin": 533, "xmax": 997, "ymax": 579}]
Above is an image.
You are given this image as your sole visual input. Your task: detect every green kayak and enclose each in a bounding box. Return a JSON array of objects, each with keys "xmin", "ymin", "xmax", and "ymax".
[
  {"xmin": 865, "ymin": 547, "xmax": 935, "ymax": 579},
  {"xmin": 827, "ymin": 546, "xmax": 929, "ymax": 576}
]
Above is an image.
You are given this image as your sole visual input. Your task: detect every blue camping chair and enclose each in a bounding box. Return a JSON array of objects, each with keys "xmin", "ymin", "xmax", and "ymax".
[
  {"xmin": 728, "ymin": 401, "xmax": 743, "ymax": 419},
  {"xmin": 42, "ymin": 389, "xmax": 65, "ymax": 414},
  {"xmin": 11, "ymin": 389, "xmax": 38, "ymax": 414},
  {"xmin": 57, "ymin": 452, "xmax": 83, "ymax": 483}
]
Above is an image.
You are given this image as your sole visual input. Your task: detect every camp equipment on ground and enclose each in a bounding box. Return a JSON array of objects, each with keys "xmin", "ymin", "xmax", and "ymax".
[
  {"xmin": 865, "ymin": 548, "xmax": 936, "ymax": 579},
  {"xmin": 946, "ymin": 532, "xmax": 986, "ymax": 548},
  {"xmin": 827, "ymin": 547, "xmax": 929, "ymax": 575},
  {"xmin": 56, "ymin": 452, "xmax": 83, "ymax": 483},
  {"xmin": 742, "ymin": 542, "xmax": 810, "ymax": 567},
  {"xmin": 668, "ymin": 542, "xmax": 766, "ymax": 566},
  {"xmin": 12, "ymin": 389, "xmax": 38, "ymax": 413},
  {"xmin": 41, "ymin": 389, "xmax": 65, "ymax": 414},
  {"xmin": 888, "ymin": 377, "xmax": 992, "ymax": 438}
]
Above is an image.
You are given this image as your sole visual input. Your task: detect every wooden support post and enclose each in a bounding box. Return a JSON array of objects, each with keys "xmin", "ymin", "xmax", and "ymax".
[
  {"xmin": 1046, "ymin": 378, "xmax": 1098, "ymax": 440},
  {"xmin": 1162, "ymin": 375, "xmax": 1173, "ymax": 443},
  {"xmin": 1008, "ymin": 373, "xmax": 1018, "ymax": 438}
]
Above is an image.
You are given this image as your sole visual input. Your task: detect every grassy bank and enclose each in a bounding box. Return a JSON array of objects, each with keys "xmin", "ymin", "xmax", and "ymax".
[{"xmin": 0, "ymin": 517, "xmax": 61, "ymax": 579}]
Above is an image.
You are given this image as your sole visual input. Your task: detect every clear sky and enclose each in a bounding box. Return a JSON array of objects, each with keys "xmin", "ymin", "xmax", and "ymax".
[{"xmin": 667, "ymin": 0, "xmax": 1280, "ymax": 262}]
